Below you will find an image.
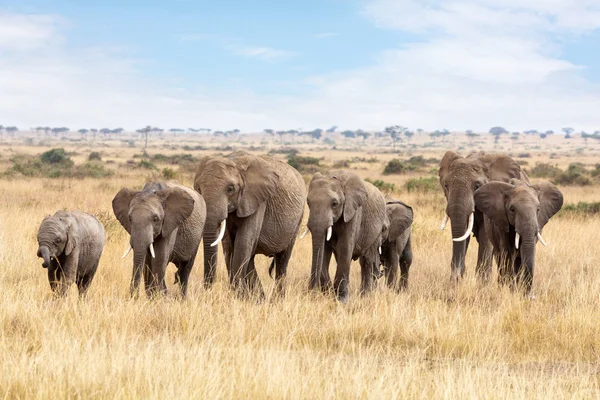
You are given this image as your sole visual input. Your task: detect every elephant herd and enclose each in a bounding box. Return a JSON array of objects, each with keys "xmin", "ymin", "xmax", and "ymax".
[{"xmin": 36, "ymin": 150, "xmax": 563, "ymax": 302}]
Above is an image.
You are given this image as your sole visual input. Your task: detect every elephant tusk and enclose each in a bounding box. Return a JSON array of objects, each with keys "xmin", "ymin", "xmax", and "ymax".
[
  {"xmin": 121, "ymin": 244, "xmax": 132, "ymax": 259},
  {"xmin": 326, "ymin": 226, "xmax": 332, "ymax": 241},
  {"xmin": 300, "ymin": 227, "xmax": 309, "ymax": 239},
  {"xmin": 210, "ymin": 219, "xmax": 227, "ymax": 247},
  {"xmin": 537, "ymin": 232, "xmax": 547, "ymax": 247},
  {"xmin": 149, "ymin": 243, "xmax": 156, "ymax": 258},
  {"xmin": 515, "ymin": 232, "xmax": 520, "ymax": 250},
  {"xmin": 453, "ymin": 213, "xmax": 474, "ymax": 242},
  {"xmin": 441, "ymin": 215, "xmax": 449, "ymax": 230},
  {"xmin": 378, "ymin": 246, "xmax": 382, "ymax": 255}
]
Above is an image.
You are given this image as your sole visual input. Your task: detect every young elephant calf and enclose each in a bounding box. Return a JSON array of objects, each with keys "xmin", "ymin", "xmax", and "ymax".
[
  {"xmin": 376, "ymin": 197, "xmax": 414, "ymax": 291},
  {"xmin": 37, "ymin": 211, "xmax": 105, "ymax": 297}
]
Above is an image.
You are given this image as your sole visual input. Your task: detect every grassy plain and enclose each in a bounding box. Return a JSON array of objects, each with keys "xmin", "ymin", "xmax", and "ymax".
[{"xmin": 0, "ymin": 131, "xmax": 599, "ymax": 398}]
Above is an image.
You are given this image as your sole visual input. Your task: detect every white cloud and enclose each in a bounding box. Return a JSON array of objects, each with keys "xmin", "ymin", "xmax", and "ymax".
[
  {"xmin": 1, "ymin": 5, "xmax": 600, "ymax": 133},
  {"xmin": 232, "ymin": 46, "xmax": 297, "ymax": 60}
]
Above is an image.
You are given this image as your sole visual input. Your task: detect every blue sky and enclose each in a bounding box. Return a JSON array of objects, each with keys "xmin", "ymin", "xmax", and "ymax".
[{"xmin": 1, "ymin": 0, "xmax": 600, "ymax": 131}]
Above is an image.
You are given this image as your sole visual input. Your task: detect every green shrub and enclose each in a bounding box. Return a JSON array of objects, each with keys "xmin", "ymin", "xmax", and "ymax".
[
  {"xmin": 40, "ymin": 148, "xmax": 73, "ymax": 166},
  {"xmin": 528, "ymin": 163, "xmax": 561, "ymax": 178},
  {"xmin": 405, "ymin": 177, "xmax": 439, "ymax": 193},
  {"xmin": 136, "ymin": 159, "xmax": 157, "ymax": 170},
  {"xmin": 365, "ymin": 178, "xmax": 395, "ymax": 193},
  {"xmin": 383, "ymin": 159, "xmax": 416, "ymax": 175},
  {"xmin": 333, "ymin": 160, "xmax": 350, "ymax": 168},
  {"xmin": 560, "ymin": 202, "xmax": 600, "ymax": 216},
  {"xmin": 287, "ymin": 153, "xmax": 322, "ymax": 173},
  {"xmin": 88, "ymin": 152, "xmax": 102, "ymax": 161},
  {"xmin": 162, "ymin": 167, "xmax": 177, "ymax": 180},
  {"xmin": 74, "ymin": 162, "xmax": 114, "ymax": 178},
  {"xmin": 554, "ymin": 164, "xmax": 591, "ymax": 186}
]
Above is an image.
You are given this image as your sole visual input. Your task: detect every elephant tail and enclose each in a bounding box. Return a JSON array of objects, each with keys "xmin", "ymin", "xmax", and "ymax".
[{"xmin": 268, "ymin": 258, "xmax": 275, "ymax": 279}]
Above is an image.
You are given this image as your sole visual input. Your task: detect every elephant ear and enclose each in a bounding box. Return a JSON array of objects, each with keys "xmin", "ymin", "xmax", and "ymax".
[
  {"xmin": 482, "ymin": 155, "xmax": 524, "ymax": 182},
  {"xmin": 59, "ymin": 216, "xmax": 77, "ymax": 256},
  {"xmin": 439, "ymin": 151, "xmax": 461, "ymax": 183},
  {"xmin": 341, "ymin": 173, "xmax": 368, "ymax": 223},
  {"xmin": 237, "ymin": 158, "xmax": 279, "ymax": 218},
  {"xmin": 474, "ymin": 181, "xmax": 515, "ymax": 233},
  {"xmin": 112, "ymin": 188, "xmax": 138, "ymax": 233},
  {"xmin": 387, "ymin": 202, "xmax": 413, "ymax": 241},
  {"xmin": 533, "ymin": 182, "xmax": 563, "ymax": 228},
  {"xmin": 157, "ymin": 188, "xmax": 195, "ymax": 237}
]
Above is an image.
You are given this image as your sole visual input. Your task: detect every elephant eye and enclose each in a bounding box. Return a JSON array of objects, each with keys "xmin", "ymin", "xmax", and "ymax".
[
  {"xmin": 332, "ymin": 200, "xmax": 339, "ymax": 208},
  {"xmin": 152, "ymin": 215, "xmax": 159, "ymax": 222},
  {"xmin": 55, "ymin": 238, "xmax": 61, "ymax": 244},
  {"xmin": 227, "ymin": 184, "xmax": 235, "ymax": 194},
  {"xmin": 474, "ymin": 183, "xmax": 481, "ymax": 190},
  {"xmin": 510, "ymin": 206, "xmax": 515, "ymax": 213}
]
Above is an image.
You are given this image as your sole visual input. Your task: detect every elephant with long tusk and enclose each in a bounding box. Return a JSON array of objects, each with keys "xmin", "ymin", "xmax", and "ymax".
[
  {"xmin": 475, "ymin": 179, "xmax": 563, "ymax": 296},
  {"xmin": 112, "ymin": 181, "xmax": 206, "ymax": 298},
  {"xmin": 439, "ymin": 151, "xmax": 529, "ymax": 284},
  {"xmin": 194, "ymin": 151, "xmax": 306, "ymax": 299}
]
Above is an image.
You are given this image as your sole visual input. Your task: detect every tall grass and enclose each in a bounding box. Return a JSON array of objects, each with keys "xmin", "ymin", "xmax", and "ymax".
[{"xmin": 0, "ymin": 159, "xmax": 599, "ymax": 398}]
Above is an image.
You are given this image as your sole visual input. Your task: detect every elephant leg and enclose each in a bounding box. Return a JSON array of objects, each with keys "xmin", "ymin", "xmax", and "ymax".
[
  {"xmin": 48, "ymin": 267, "xmax": 59, "ymax": 293},
  {"xmin": 76, "ymin": 268, "xmax": 96, "ymax": 298},
  {"xmin": 385, "ymin": 243, "xmax": 400, "ymax": 290},
  {"xmin": 56, "ymin": 258, "xmax": 77, "ymax": 297},
  {"xmin": 475, "ymin": 229, "xmax": 493, "ymax": 283},
  {"xmin": 244, "ymin": 257, "xmax": 265, "ymax": 301},
  {"xmin": 497, "ymin": 251, "xmax": 512, "ymax": 286},
  {"xmin": 222, "ymin": 232, "xmax": 234, "ymax": 280},
  {"xmin": 130, "ymin": 262, "xmax": 143, "ymax": 298},
  {"xmin": 512, "ymin": 253, "xmax": 523, "ymax": 290},
  {"xmin": 359, "ymin": 254, "xmax": 375, "ymax": 296},
  {"xmin": 143, "ymin": 260, "xmax": 153, "ymax": 298},
  {"xmin": 333, "ymin": 242, "xmax": 353, "ymax": 304},
  {"xmin": 229, "ymin": 204, "xmax": 266, "ymax": 296},
  {"xmin": 176, "ymin": 253, "xmax": 196, "ymax": 299},
  {"xmin": 398, "ymin": 237, "xmax": 413, "ymax": 292},
  {"xmin": 273, "ymin": 244, "xmax": 294, "ymax": 298}
]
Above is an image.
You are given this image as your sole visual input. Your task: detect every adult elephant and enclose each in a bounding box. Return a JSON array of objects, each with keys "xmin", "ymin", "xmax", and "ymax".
[
  {"xmin": 439, "ymin": 151, "xmax": 528, "ymax": 283},
  {"xmin": 113, "ymin": 181, "xmax": 206, "ymax": 298},
  {"xmin": 474, "ymin": 179, "xmax": 563, "ymax": 296},
  {"xmin": 194, "ymin": 151, "xmax": 306, "ymax": 298},
  {"xmin": 306, "ymin": 171, "xmax": 386, "ymax": 303}
]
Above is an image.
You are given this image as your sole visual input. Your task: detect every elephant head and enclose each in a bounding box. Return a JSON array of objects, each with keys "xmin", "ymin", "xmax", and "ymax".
[
  {"xmin": 439, "ymin": 151, "xmax": 524, "ymax": 277},
  {"xmin": 193, "ymin": 154, "xmax": 279, "ymax": 281},
  {"xmin": 306, "ymin": 172, "xmax": 367, "ymax": 282},
  {"xmin": 385, "ymin": 200, "xmax": 413, "ymax": 244},
  {"xmin": 474, "ymin": 180, "xmax": 563, "ymax": 292},
  {"xmin": 112, "ymin": 186, "xmax": 195, "ymax": 274},
  {"xmin": 37, "ymin": 214, "xmax": 76, "ymax": 269}
]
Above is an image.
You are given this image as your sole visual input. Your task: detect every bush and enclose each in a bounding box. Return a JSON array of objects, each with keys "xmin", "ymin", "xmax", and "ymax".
[
  {"xmin": 560, "ymin": 202, "xmax": 600, "ymax": 217},
  {"xmin": 88, "ymin": 152, "xmax": 102, "ymax": 161},
  {"xmin": 383, "ymin": 159, "xmax": 416, "ymax": 175},
  {"xmin": 405, "ymin": 177, "xmax": 439, "ymax": 193},
  {"xmin": 136, "ymin": 159, "xmax": 157, "ymax": 170},
  {"xmin": 74, "ymin": 162, "xmax": 114, "ymax": 178},
  {"xmin": 288, "ymin": 153, "xmax": 322, "ymax": 173},
  {"xmin": 365, "ymin": 178, "xmax": 395, "ymax": 193},
  {"xmin": 333, "ymin": 160, "xmax": 350, "ymax": 168},
  {"xmin": 528, "ymin": 163, "xmax": 561, "ymax": 178},
  {"xmin": 554, "ymin": 164, "xmax": 591, "ymax": 186},
  {"xmin": 40, "ymin": 148, "xmax": 73, "ymax": 166},
  {"xmin": 162, "ymin": 167, "xmax": 177, "ymax": 180}
]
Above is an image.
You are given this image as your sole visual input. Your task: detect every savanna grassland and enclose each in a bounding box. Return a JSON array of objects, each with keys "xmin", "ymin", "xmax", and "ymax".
[{"xmin": 1, "ymin": 130, "xmax": 599, "ymax": 398}]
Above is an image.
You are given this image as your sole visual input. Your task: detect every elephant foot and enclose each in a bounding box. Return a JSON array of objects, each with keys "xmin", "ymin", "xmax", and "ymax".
[{"xmin": 336, "ymin": 292, "xmax": 349, "ymax": 304}]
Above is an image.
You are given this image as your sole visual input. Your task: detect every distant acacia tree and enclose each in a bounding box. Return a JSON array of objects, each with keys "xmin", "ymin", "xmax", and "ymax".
[
  {"xmin": 137, "ymin": 126, "xmax": 154, "ymax": 148},
  {"xmin": 78, "ymin": 128, "xmax": 89, "ymax": 140},
  {"xmin": 489, "ymin": 126, "xmax": 508, "ymax": 144},
  {"xmin": 5, "ymin": 126, "xmax": 18, "ymax": 137},
  {"xmin": 326, "ymin": 125, "xmax": 337, "ymax": 133},
  {"xmin": 562, "ymin": 127, "xmax": 574, "ymax": 139},
  {"xmin": 466, "ymin": 131, "xmax": 479, "ymax": 144},
  {"xmin": 385, "ymin": 125, "xmax": 406, "ymax": 151}
]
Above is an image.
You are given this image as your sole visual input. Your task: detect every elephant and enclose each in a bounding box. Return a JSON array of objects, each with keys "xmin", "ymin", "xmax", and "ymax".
[
  {"xmin": 376, "ymin": 197, "xmax": 413, "ymax": 291},
  {"xmin": 306, "ymin": 171, "xmax": 386, "ymax": 303},
  {"xmin": 112, "ymin": 181, "xmax": 206, "ymax": 298},
  {"xmin": 36, "ymin": 210, "xmax": 105, "ymax": 297},
  {"xmin": 439, "ymin": 151, "xmax": 529, "ymax": 283},
  {"xmin": 474, "ymin": 179, "xmax": 563, "ymax": 296},
  {"xmin": 194, "ymin": 151, "xmax": 306, "ymax": 298}
]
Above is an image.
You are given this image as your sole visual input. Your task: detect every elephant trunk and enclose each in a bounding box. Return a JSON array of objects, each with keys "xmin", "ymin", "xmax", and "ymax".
[
  {"xmin": 37, "ymin": 246, "xmax": 52, "ymax": 269},
  {"xmin": 203, "ymin": 202, "xmax": 228, "ymax": 288},
  {"xmin": 307, "ymin": 211, "xmax": 332, "ymax": 290},
  {"xmin": 446, "ymin": 192, "xmax": 474, "ymax": 280},
  {"xmin": 516, "ymin": 220, "xmax": 538, "ymax": 295}
]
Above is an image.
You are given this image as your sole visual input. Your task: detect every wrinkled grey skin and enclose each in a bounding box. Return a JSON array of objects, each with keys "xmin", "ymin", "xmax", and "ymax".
[
  {"xmin": 112, "ymin": 181, "xmax": 206, "ymax": 298},
  {"xmin": 439, "ymin": 151, "xmax": 529, "ymax": 283},
  {"xmin": 375, "ymin": 197, "xmax": 413, "ymax": 291},
  {"xmin": 194, "ymin": 151, "xmax": 306, "ymax": 298},
  {"xmin": 36, "ymin": 211, "xmax": 105, "ymax": 297},
  {"xmin": 307, "ymin": 171, "xmax": 386, "ymax": 303},
  {"xmin": 474, "ymin": 179, "xmax": 563, "ymax": 296}
]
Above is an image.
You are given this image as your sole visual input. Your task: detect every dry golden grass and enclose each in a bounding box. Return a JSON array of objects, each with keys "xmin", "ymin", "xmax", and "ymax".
[{"xmin": 1, "ymin": 140, "xmax": 599, "ymax": 399}]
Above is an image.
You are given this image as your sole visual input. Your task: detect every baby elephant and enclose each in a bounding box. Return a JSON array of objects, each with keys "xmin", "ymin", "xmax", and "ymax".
[
  {"xmin": 376, "ymin": 198, "xmax": 414, "ymax": 291},
  {"xmin": 37, "ymin": 211, "xmax": 105, "ymax": 297}
]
